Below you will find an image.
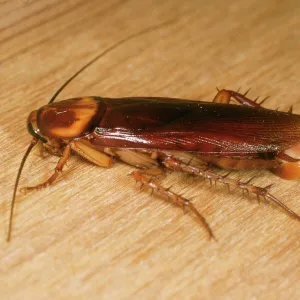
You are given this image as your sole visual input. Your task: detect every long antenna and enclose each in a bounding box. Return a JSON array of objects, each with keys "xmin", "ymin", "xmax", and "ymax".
[
  {"xmin": 48, "ymin": 19, "xmax": 176, "ymax": 104},
  {"xmin": 8, "ymin": 19, "xmax": 176, "ymax": 241},
  {"xmin": 7, "ymin": 138, "xmax": 38, "ymax": 242}
]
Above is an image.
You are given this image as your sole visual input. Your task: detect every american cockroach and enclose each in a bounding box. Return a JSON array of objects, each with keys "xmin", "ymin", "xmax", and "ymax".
[{"xmin": 8, "ymin": 25, "xmax": 300, "ymax": 242}]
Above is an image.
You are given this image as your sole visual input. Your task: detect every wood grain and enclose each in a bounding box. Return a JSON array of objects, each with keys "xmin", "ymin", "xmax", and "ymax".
[{"xmin": 1, "ymin": 0, "xmax": 300, "ymax": 299}]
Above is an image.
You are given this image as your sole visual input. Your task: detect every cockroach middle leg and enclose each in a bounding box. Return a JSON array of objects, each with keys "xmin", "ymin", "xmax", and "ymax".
[
  {"xmin": 213, "ymin": 89, "xmax": 268, "ymax": 108},
  {"xmin": 162, "ymin": 157, "xmax": 300, "ymax": 222},
  {"xmin": 131, "ymin": 170, "xmax": 215, "ymax": 240},
  {"xmin": 20, "ymin": 143, "xmax": 71, "ymax": 193}
]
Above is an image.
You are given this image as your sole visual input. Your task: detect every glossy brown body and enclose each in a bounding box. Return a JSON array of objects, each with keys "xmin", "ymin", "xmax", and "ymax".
[
  {"xmin": 9, "ymin": 21, "xmax": 300, "ymax": 242},
  {"xmin": 12, "ymin": 91, "xmax": 299, "ymax": 242},
  {"xmin": 36, "ymin": 97, "xmax": 300, "ymax": 161}
]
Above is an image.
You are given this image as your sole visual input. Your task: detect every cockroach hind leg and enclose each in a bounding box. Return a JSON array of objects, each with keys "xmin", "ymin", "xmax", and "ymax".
[
  {"xmin": 271, "ymin": 154, "xmax": 300, "ymax": 180},
  {"xmin": 258, "ymin": 96, "xmax": 269, "ymax": 106},
  {"xmin": 288, "ymin": 105, "xmax": 293, "ymax": 113},
  {"xmin": 162, "ymin": 157, "xmax": 300, "ymax": 224},
  {"xmin": 212, "ymin": 89, "xmax": 232, "ymax": 104},
  {"xmin": 131, "ymin": 170, "xmax": 216, "ymax": 240},
  {"xmin": 214, "ymin": 88, "xmax": 269, "ymax": 108},
  {"xmin": 183, "ymin": 199, "xmax": 216, "ymax": 241},
  {"xmin": 243, "ymin": 88, "xmax": 251, "ymax": 96},
  {"xmin": 231, "ymin": 90, "xmax": 269, "ymax": 108},
  {"xmin": 20, "ymin": 143, "xmax": 71, "ymax": 193}
]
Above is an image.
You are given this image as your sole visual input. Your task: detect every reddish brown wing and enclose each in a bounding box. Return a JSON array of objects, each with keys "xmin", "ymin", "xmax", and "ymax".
[{"xmin": 90, "ymin": 97, "xmax": 300, "ymax": 158}]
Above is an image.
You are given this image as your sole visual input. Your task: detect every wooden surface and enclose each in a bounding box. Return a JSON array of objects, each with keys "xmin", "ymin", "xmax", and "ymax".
[{"xmin": 1, "ymin": 0, "xmax": 300, "ymax": 299}]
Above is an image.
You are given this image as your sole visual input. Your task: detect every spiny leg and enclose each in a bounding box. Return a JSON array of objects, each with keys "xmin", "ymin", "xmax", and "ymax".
[
  {"xmin": 22, "ymin": 140, "xmax": 117, "ymax": 193},
  {"xmin": 21, "ymin": 143, "xmax": 71, "ymax": 193},
  {"xmin": 162, "ymin": 157, "xmax": 300, "ymax": 222},
  {"xmin": 131, "ymin": 170, "xmax": 216, "ymax": 240},
  {"xmin": 213, "ymin": 89, "xmax": 268, "ymax": 108}
]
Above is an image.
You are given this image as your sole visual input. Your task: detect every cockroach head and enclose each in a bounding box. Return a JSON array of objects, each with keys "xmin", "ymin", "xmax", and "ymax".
[{"xmin": 28, "ymin": 97, "xmax": 105, "ymax": 142}]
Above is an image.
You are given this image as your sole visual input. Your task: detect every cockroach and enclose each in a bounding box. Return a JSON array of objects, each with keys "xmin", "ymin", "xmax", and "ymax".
[{"xmin": 7, "ymin": 25, "xmax": 300, "ymax": 242}]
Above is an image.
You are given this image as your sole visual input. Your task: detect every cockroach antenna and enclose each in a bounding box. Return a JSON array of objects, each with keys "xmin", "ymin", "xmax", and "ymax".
[
  {"xmin": 48, "ymin": 19, "xmax": 175, "ymax": 104},
  {"xmin": 9, "ymin": 20, "xmax": 300, "ymax": 243},
  {"xmin": 7, "ymin": 20, "xmax": 176, "ymax": 242},
  {"xmin": 7, "ymin": 138, "xmax": 38, "ymax": 241}
]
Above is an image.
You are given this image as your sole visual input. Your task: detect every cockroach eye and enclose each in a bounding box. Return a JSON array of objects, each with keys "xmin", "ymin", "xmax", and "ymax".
[
  {"xmin": 27, "ymin": 110, "xmax": 47, "ymax": 143},
  {"xmin": 8, "ymin": 23, "xmax": 300, "ymax": 242}
]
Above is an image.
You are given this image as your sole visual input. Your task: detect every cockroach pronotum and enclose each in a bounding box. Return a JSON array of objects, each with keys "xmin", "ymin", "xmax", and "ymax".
[{"xmin": 7, "ymin": 24, "xmax": 300, "ymax": 242}]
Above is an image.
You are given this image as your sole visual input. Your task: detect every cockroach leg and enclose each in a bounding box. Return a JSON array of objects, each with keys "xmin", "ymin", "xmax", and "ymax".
[
  {"xmin": 213, "ymin": 89, "xmax": 268, "ymax": 108},
  {"xmin": 140, "ymin": 167, "xmax": 165, "ymax": 176},
  {"xmin": 271, "ymin": 160, "xmax": 300, "ymax": 180},
  {"xmin": 272, "ymin": 150, "xmax": 300, "ymax": 180},
  {"xmin": 71, "ymin": 141, "xmax": 114, "ymax": 167},
  {"xmin": 212, "ymin": 89, "xmax": 232, "ymax": 104},
  {"xmin": 38, "ymin": 141, "xmax": 45, "ymax": 158},
  {"xmin": 107, "ymin": 148, "xmax": 159, "ymax": 169},
  {"xmin": 42, "ymin": 143, "xmax": 63, "ymax": 157},
  {"xmin": 288, "ymin": 105, "xmax": 293, "ymax": 113},
  {"xmin": 20, "ymin": 143, "xmax": 71, "ymax": 193},
  {"xmin": 131, "ymin": 170, "xmax": 215, "ymax": 240},
  {"xmin": 162, "ymin": 157, "xmax": 300, "ymax": 222}
]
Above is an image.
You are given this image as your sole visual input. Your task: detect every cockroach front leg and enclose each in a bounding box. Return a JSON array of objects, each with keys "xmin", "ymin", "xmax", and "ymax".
[
  {"xmin": 213, "ymin": 89, "xmax": 268, "ymax": 108},
  {"xmin": 131, "ymin": 170, "xmax": 215, "ymax": 240},
  {"xmin": 21, "ymin": 143, "xmax": 71, "ymax": 193},
  {"xmin": 162, "ymin": 157, "xmax": 300, "ymax": 222},
  {"xmin": 39, "ymin": 138, "xmax": 64, "ymax": 158},
  {"xmin": 71, "ymin": 141, "xmax": 114, "ymax": 167}
]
